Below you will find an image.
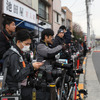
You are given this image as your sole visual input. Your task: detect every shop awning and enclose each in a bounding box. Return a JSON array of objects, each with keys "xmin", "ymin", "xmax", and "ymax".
[{"xmin": 15, "ymin": 18, "xmax": 38, "ymax": 30}]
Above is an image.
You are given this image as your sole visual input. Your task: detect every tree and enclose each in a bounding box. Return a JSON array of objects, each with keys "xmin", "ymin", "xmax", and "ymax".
[{"xmin": 73, "ymin": 23, "xmax": 84, "ymax": 41}]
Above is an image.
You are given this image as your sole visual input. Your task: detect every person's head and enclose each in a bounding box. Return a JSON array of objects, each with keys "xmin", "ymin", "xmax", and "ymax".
[
  {"xmin": 41, "ymin": 28, "xmax": 54, "ymax": 43},
  {"xmin": 57, "ymin": 29, "xmax": 64, "ymax": 38},
  {"xmin": 16, "ymin": 29, "xmax": 31, "ymax": 52},
  {"xmin": 2, "ymin": 16, "xmax": 16, "ymax": 34},
  {"xmin": 59, "ymin": 25, "xmax": 66, "ymax": 33}
]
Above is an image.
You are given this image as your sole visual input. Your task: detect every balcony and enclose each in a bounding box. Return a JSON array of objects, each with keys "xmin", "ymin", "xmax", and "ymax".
[{"xmin": 38, "ymin": 8, "xmax": 49, "ymax": 20}]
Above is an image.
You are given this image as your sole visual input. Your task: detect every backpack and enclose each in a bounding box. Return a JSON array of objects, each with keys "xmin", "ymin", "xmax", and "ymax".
[{"xmin": 0, "ymin": 51, "xmax": 15, "ymax": 94}]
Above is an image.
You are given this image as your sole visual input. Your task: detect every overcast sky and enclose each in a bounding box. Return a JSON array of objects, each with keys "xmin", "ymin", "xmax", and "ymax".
[{"xmin": 61, "ymin": 0, "xmax": 100, "ymax": 37}]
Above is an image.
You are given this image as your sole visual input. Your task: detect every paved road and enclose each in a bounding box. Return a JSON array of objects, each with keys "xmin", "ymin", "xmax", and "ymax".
[
  {"xmin": 85, "ymin": 46, "xmax": 100, "ymax": 100},
  {"xmin": 92, "ymin": 46, "xmax": 100, "ymax": 83}
]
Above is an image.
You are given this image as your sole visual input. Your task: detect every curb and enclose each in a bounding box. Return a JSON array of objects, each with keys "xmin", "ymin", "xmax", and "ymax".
[
  {"xmin": 79, "ymin": 57, "xmax": 87, "ymax": 83},
  {"xmin": 78, "ymin": 57, "xmax": 87, "ymax": 99}
]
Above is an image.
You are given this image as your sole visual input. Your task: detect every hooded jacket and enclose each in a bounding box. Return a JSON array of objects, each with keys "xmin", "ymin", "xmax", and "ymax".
[{"xmin": 3, "ymin": 45, "xmax": 34, "ymax": 91}]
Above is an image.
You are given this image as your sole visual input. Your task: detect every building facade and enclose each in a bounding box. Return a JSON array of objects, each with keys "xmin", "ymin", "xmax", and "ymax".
[
  {"xmin": 62, "ymin": 6, "xmax": 72, "ymax": 32},
  {"xmin": 0, "ymin": 0, "xmax": 53, "ymax": 40},
  {"xmin": 0, "ymin": 0, "xmax": 37, "ymax": 32},
  {"xmin": 53, "ymin": 0, "xmax": 61, "ymax": 36},
  {"xmin": 61, "ymin": 8, "xmax": 66, "ymax": 27}
]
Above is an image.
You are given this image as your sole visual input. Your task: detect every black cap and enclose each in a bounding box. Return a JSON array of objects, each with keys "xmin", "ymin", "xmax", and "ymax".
[{"xmin": 57, "ymin": 29, "xmax": 64, "ymax": 34}]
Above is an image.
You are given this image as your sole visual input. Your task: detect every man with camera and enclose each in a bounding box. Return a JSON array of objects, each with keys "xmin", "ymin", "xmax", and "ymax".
[
  {"xmin": 3, "ymin": 29, "xmax": 43, "ymax": 100},
  {"xmin": 36, "ymin": 28, "xmax": 63, "ymax": 65},
  {"xmin": 59, "ymin": 25, "xmax": 71, "ymax": 45},
  {"xmin": 53, "ymin": 29, "xmax": 65, "ymax": 47},
  {"xmin": 36, "ymin": 28, "xmax": 67, "ymax": 100}
]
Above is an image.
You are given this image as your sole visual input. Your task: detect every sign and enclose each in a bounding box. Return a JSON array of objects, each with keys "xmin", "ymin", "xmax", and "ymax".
[{"xmin": 3, "ymin": 0, "xmax": 37, "ymax": 24}]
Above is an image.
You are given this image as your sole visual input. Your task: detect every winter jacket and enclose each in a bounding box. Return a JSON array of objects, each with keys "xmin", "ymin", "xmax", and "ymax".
[
  {"xmin": 36, "ymin": 40, "xmax": 62, "ymax": 68},
  {"xmin": 3, "ymin": 45, "xmax": 34, "ymax": 91},
  {"xmin": 53, "ymin": 35, "xmax": 65, "ymax": 47},
  {"xmin": 0, "ymin": 29, "xmax": 14, "ymax": 60},
  {"xmin": 64, "ymin": 29, "xmax": 71, "ymax": 44}
]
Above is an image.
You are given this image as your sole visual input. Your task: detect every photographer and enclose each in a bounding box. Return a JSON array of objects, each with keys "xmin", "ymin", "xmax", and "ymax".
[
  {"xmin": 36, "ymin": 28, "xmax": 66, "ymax": 100},
  {"xmin": 53, "ymin": 29, "xmax": 65, "ymax": 47},
  {"xmin": 3, "ymin": 29, "xmax": 43, "ymax": 100},
  {"xmin": 0, "ymin": 16, "xmax": 16, "ymax": 72},
  {"xmin": 36, "ymin": 28, "xmax": 63, "ymax": 65},
  {"xmin": 59, "ymin": 25, "xmax": 71, "ymax": 45}
]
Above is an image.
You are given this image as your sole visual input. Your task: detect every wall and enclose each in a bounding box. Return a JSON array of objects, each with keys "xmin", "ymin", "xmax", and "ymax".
[
  {"xmin": 18, "ymin": 0, "xmax": 32, "ymax": 7},
  {"xmin": 62, "ymin": 6, "xmax": 72, "ymax": 32},
  {"xmin": 53, "ymin": 0, "xmax": 61, "ymax": 36},
  {"xmin": 32, "ymin": 0, "xmax": 38, "ymax": 13}
]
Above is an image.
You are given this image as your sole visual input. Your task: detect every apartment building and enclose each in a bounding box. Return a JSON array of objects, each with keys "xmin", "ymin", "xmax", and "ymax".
[
  {"xmin": 19, "ymin": 0, "xmax": 53, "ymax": 39},
  {"xmin": 53, "ymin": 0, "xmax": 61, "ymax": 36},
  {"xmin": 61, "ymin": 8, "xmax": 66, "ymax": 27},
  {"xmin": 62, "ymin": 6, "xmax": 72, "ymax": 32}
]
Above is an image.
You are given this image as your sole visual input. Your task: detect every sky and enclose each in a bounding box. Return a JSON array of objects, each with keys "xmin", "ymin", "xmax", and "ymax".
[{"xmin": 61, "ymin": 0, "xmax": 100, "ymax": 38}]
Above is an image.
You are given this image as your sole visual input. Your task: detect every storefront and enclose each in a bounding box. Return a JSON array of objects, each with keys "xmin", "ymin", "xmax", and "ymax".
[
  {"xmin": 2, "ymin": 0, "xmax": 39, "ymax": 37},
  {"xmin": 1, "ymin": 0, "xmax": 52, "ymax": 41}
]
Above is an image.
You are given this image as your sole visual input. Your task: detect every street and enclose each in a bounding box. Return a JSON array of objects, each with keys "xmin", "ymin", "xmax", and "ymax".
[
  {"xmin": 85, "ymin": 46, "xmax": 100, "ymax": 100},
  {"xmin": 92, "ymin": 46, "xmax": 100, "ymax": 83}
]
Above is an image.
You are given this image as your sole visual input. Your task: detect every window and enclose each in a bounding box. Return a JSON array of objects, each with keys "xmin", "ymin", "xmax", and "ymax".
[
  {"xmin": 55, "ymin": 13, "xmax": 60, "ymax": 23},
  {"xmin": 39, "ymin": 0, "xmax": 46, "ymax": 19},
  {"xmin": 57, "ymin": 13, "xmax": 59, "ymax": 23}
]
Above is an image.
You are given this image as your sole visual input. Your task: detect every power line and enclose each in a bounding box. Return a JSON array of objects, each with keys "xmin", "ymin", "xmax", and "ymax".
[
  {"xmin": 70, "ymin": 0, "xmax": 85, "ymax": 9},
  {"xmin": 69, "ymin": 0, "xmax": 80, "ymax": 9}
]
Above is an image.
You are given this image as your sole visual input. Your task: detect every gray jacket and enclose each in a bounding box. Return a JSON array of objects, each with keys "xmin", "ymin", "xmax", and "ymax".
[{"xmin": 36, "ymin": 41, "xmax": 62, "ymax": 69}]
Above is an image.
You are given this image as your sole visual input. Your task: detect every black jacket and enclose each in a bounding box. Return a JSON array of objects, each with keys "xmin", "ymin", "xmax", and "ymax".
[
  {"xmin": 3, "ymin": 45, "xmax": 34, "ymax": 91},
  {"xmin": 64, "ymin": 29, "xmax": 71, "ymax": 44},
  {"xmin": 53, "ymin": 35, "xmax": 65, "ymax": 47},
  {"xmin": 0, "ymin": 29, "xmax": 14, "ymax": 60}
]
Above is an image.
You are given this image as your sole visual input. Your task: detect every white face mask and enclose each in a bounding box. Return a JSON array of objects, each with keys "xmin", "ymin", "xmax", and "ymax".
[{"xmin": 21, "ymin": 43, "xmax": 30, "ymax": 52}]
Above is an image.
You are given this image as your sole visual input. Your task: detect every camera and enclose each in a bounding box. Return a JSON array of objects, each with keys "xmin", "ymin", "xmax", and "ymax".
[{"xmin": 29, "ymin": 65, "xmax": 63, "ymax": 89}]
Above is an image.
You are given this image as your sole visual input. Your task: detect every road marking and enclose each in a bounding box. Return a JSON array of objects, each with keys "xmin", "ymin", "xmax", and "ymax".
[
  {"xmin": 83, "ymin": 70, "xmax": 85, "ymax": 74},
  {"xmin": 83, "ymin": 61, "xmax": 86, "ymax": 64},
  {"xmin": 77, "ymin": 83, "xmax": 84, "ymax": 99},
  {"xmin": 94, "ymin": 51, "xmax": 100, "ymax": 52},
  {"xmin": 84, "ymin": 57, "xmax": 87, "ymax": 60}
]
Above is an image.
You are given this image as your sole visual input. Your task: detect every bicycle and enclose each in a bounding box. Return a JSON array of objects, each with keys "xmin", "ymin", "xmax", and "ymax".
[{"xmin": 54, "ymin": 53, "xmax": 87, "ymax": 100}]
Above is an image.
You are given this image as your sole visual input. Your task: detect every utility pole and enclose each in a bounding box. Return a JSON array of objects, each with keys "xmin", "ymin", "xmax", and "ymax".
[
  {"xmin": 86, "ymin": 0, "xmax": 94, "ymax": 47},
  {"xmin": 86, "ymin": 0, "xmax": 91, "ymax": 47}
]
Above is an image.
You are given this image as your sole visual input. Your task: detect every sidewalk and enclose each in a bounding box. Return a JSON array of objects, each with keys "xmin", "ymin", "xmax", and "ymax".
[{"xmin": 85, "ymin": 52, "xmax": 100, "ymax": 100}]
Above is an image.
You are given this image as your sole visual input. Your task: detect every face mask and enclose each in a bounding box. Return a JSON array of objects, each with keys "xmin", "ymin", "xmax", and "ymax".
[{"xmin": 21, "ymin": 43, "xmax": 30, "ymax": 52}]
